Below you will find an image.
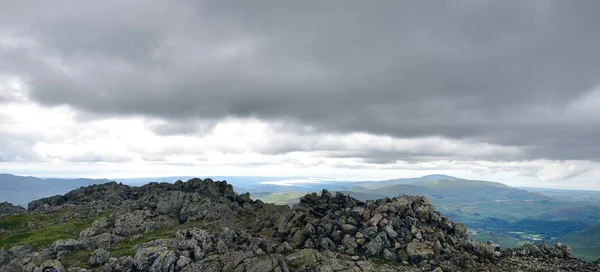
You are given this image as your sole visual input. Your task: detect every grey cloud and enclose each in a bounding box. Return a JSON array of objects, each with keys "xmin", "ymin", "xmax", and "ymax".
[
  {"xmin": 0, "ymin": 133, "xmax": 42, "ymax": 162},
  {"xmin": 2, "ymin": 1, "xmax": 600, "ymax": 161},
  {"xmin": 144, "ymin": 120, "xmax": 217, "ymax": 136}
]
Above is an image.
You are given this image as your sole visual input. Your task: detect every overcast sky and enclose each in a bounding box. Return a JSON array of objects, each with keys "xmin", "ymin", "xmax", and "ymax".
[{"xmin": 1, "ymin": 1, "xmax": 600, "ymax": 189}]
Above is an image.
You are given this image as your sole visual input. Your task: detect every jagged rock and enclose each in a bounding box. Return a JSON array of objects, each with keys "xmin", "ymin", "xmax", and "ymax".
[
  {"xmin": 382, "ymin": 249, "xmax": 397, "ymax": 261},
  {"xmin": 364, "ymin": 235, "xmax": 385, "ymax": 257},
  {"xmin": 83, "ymin": 233, "xmax": 123, "ymax": 249},
  {"xmin": 463, "ymin": 240, "xmax": 498, "ymax": 260},
  {"xmin": 453, "ymin": 223, "xmax": 467, "ymax": 238},
  {"xmin": 0, "ymin": 202, "xmax": 26, "ymax": 215},
  {"xmin": 89, "ymin": 248, "xmax": 110, "ymax": 267},
  {"xmin": 113, "ymin": 210, "xmax": 166, "ymax": 236},
  {"xmin": 342, "ymin": 235, "xmax": 358, "ymax": 255},
  {"xmin": 290, "ymin": 229, "xmax": 306, "ymax": 248},
  {"xmin": 384, "ymin": 225, "xmax": 398, "ymax": 239},
  {"xmin": 9, "ymin": 245, "xmax": 32, "ymax": 258},
  {"xmin": 35, "ymin": 260, "xmax": 66, "ymax": 272},
  {"xmin": 369, "ymin": 213, "xmax": 383, "ymax": 227},
  {"xmin": 341, "ymin": 224, "xmax": 357, "ymax": 235},
  {"xmin": 149, "ymin": 250, "xmax": 177, "ymax": 272},
  {"xmin": 68, "ymin": 268, "xmax": 91, "ymax": 272},
  {"xmin": 285, "ymin": 249, "xmax": 318, "ymax": 268},
  {"xmin": 181, "ymin": 261, "xmax": 221, "ymax": 272},
  {"xmin": 134, "ymin": 246, "xmax": 167, "ymax": 271},
  {"xmin": 363, "ymin": 226, "xmax": 378, "ymax": 237},
  {"xmin": 406, "ymin": 241, "xmax": 434, "ymax": 262},
  {"xmin": 52, "ymin": 239, "xmax": 84, "ymax": 252},
  {"xmin": 176, "ymin": 256, "xmax": 192, "ymax": 270},
  {"xmin": 79, "ymin": 217, "xmax": 112, "ymax": 238},
  {"xmin": 0, "ymin": 249, "xmax": 9, "ymax": 267},
  {"xmin": 276, "ymin": 242, "xmax": 293, "ymax": 254}
]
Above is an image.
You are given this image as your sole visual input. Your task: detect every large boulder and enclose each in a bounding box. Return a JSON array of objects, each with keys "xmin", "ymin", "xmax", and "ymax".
[
  {"xmin": 52, "ymin": 239, "xmax": 84, "ymax": 252},
  {"xmin": 134, "ymin": 246, "xmax": 168, "ymax": 271},
  {"xmin": 89, "ymin": 248, "xmax": 110, "ymax": 267},
  {"xmin": 406, "ymin": 241, "xmax": 434, "ymax": 262},
  {"xmin": 0, "ymin": 249, "xmax": 9, "ymax": 267},
  {"xmin": 285, "ymin": 249, "xmax": 318, "ymax": 268},
  {"xmin": 35, "ymin": 260, "xmax": 66, "ymax": 272},
  {"xmin": 0, "ymin": 202, "xmax": 26, "ymax": 215}
]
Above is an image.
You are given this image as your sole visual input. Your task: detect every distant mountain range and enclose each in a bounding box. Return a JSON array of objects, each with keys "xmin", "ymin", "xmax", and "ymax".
[{"xmin": 0, "ymin": 174, "xmax": 111, "ymax": 207}]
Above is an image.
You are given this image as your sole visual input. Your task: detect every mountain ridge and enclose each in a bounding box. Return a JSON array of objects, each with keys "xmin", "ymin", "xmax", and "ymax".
[{"xmin": 1, "ymin": 178, "xmax": 598, "ymax": 271}]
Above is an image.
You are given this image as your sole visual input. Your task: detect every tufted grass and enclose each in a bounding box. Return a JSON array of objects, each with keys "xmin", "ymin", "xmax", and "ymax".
[
  {"xmin": 110, "ymin": 228, "xmax": 176, "ymax": 257},
  {"xmin": 0, "ymin": 211, "xmax": 99, "ymax": 250},
  {"xmin": 62, "ymin": 249, "xmax": 93, "ymax": 268}
]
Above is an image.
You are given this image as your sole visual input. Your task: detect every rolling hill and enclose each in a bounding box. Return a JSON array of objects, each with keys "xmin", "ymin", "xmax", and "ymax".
[{"xmin": 0, "ymin": 174, "xmax": 111, "ymax": 207}]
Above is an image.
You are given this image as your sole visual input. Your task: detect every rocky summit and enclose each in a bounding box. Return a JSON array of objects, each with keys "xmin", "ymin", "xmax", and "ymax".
[
  {"xmin": 0, "ymin": 178, "xmax": 599, "ymax": 272},
  {"xmin": 0, "ymin": 202, "xmax": 26, "ymax": 216}
]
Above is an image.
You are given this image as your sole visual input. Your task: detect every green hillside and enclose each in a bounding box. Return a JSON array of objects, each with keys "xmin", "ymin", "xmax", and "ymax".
[{"xmin": 560, "ymin": 224, "xmax": 600, "ymax": 261}]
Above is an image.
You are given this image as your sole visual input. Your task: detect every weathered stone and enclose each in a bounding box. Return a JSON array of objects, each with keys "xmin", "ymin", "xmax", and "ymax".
[
  {"xmin": 364, "ymin": 235, "xmax": 384, "ymax": 257},
  {"xmin": 149, "ymin": 250, "xmax": 177, "ymax": 272},
  {"xmin": 384, "ymin": 225, "xmax": 398, "ymax": 239},
  {"xmin": 383, "ymin": 248, "xmax": 397, "ymax": 261},
  {"xmin": 285, "ymin": 249, "xmax": 317, "ymax": 268},
  {"xmin": 0, "ymin": 250, "xmax": 9, "ymax": 267},
  {"xmin": 9, "ymin": 245, "xmax": 32, "ymax": 258},
  {"xmin": 89, "ymin": 248, "xmax": 110, "ymax": 267},
  {"xmin": 363, "ymin": 226, "xmax": 378, "ymax": 237},
  {"xmin": 52, "ymin": 239, "xmax": 84, "ymax": 252},
  {"xmin": 36, "ymin": 260, "xmax": 66, "ymax": 272},
  {"xmin": 406, "ymin": 241, "xmax": 434, "ymax": 262},
  {"xmin": 340, "ymin": 224, "xmax": 357, "ymax": 235},
  {"xmin": 134, "ymin": 246, "xmax": 167, "ymax": 271},
  {"xmin": 290, "ymin": 230, "xmax": 306, "ymax": 248},
  {"xmin": 331, "ymin": 230, "xmax": 343, "ymax": 242},
  {"xmin": 276, "ymin": 242, "xmax": 293, "ymax": 254},
  {"xmin": 176, "ymin": 256, "xmax": 192, "ymax": 270},
  {"xmin": 369, "ymin": 214, "xmax": 383, "ymax": 227}
]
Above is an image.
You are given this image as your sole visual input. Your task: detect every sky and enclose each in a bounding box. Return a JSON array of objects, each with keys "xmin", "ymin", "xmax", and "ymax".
[{"xmin": 1, "ymin": 1, "xmax": 600, "ymax": 190}]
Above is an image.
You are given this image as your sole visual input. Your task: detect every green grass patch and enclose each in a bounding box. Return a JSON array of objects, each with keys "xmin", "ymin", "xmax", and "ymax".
[
  {"xmin": 110, "ymin": 228, "xmax": 176, "ymax": 257},
  {"xmin": 0, "ymin": 211, "xmax": 100, "ymax": 250},
  {"xmin": 0, "ymin": 212, "xmax": 61, "ymax": 231},
  {"xmin": 63, "ymin": 249, "xmax": 92, "ymax": 268},
  {"xmin": 560, "ymin": 224, "xmax": 600, "ymax": 262}
]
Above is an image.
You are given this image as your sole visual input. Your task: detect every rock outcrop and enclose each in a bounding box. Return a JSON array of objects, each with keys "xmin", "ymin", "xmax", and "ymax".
[
  {"xmin": 0, "ymin": 202, "xmax": 26, "ymax": 216},
  {"xmin": 1, "ymin": 178, "xmax": 598, "ymax": 272}
]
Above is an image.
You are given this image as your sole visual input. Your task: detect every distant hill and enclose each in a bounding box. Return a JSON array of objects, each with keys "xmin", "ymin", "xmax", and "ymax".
[
  {"xmin": 0, "ymin": 174, "xmax": 110, "ymax": 206},
  {"xmin": 243, "ymin": 174, "xmax": 600, "ymax": 260},
  {"xmin": 561, "ymin": 224, "xmax": 600, "ymax": 261},
  {"xmin": 348, "ymin": 175, "xmax": 549, "ymax": 203}
]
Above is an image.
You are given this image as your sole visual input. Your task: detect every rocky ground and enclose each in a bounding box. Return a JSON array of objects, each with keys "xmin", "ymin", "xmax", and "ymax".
[{"xmin": 0, "ymin": 178, "xmax": 599, "ymax": 272}]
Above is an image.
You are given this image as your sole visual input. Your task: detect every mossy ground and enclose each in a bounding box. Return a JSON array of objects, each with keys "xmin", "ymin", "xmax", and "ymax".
[
  {"xmin": 62, "ymin": 249, "xmax": 93, "ymax": 268},
  {"xmin": 109, "ymin": 228, "xmax": 177, "ymax": 257},
  {"xmin": 0, "ymin": 209, "xmax": 104, "ymax": 250}
]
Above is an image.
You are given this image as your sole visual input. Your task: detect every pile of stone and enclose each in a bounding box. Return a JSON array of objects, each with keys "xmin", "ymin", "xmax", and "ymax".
[{"xmin": 275, "ymin": 190, "xmax": 501, "ymax": 267}]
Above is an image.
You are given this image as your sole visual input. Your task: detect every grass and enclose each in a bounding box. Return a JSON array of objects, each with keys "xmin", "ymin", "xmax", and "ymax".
[
  {"xmin": 0, "ymin": 210, "xmax": 101, "ymax": 250},
  {"xmin": 62, "ymin": 249, "xmax": 92, "ymax": 268},
  {"xmin": 110, "ymin": 228, "xmax": 176, "ymax": 257},
  {"xmin": 559, "ymin": 224, "xmax": 600, "ymax": 262}
]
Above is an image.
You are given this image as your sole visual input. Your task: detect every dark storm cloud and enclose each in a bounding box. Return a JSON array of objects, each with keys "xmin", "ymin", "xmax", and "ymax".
[{"xmin": 2, "ymin": 0, "xmax": 600, "ymax": 161}]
